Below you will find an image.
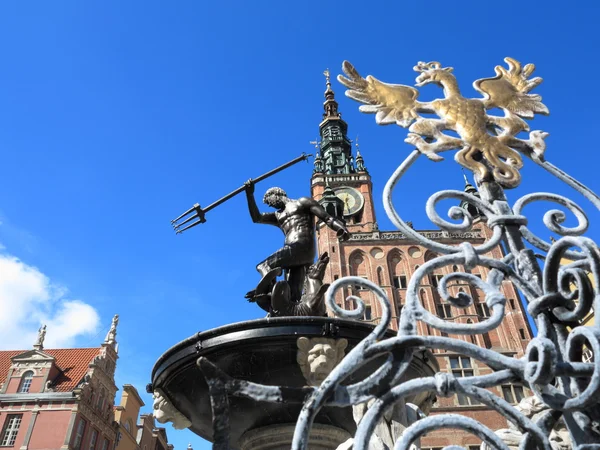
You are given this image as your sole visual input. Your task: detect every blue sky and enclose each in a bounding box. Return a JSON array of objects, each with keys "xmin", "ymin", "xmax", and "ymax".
[{"xmin": 0, "ymin": 2, "xmax": 599, "ymax": 448}]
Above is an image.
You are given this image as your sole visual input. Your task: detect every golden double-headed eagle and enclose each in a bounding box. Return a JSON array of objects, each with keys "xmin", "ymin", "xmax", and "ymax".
[{"xmin": 338, "ymin": 58, "xmax": 549, "ymax": 188}]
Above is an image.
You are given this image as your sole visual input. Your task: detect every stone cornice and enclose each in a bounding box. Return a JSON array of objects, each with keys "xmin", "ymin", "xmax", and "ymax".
[
  {"xmin": 346, "ymin": 229, "xmax": 483, "ymax": 242},
  {"xmin": 0, "ymin": 392, "xmax": 74, "ymax": 403}
]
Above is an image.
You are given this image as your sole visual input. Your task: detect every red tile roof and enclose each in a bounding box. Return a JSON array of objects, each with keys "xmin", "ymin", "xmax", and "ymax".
[{"xmin": 0, "ymin": 347, "xmax": 101, "ymax": 392}]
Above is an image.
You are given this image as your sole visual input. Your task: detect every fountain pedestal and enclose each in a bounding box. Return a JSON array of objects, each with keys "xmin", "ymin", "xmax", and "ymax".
[{"xmin": 150, "ymin": 317, "xmax": 437, "ymax": 449}]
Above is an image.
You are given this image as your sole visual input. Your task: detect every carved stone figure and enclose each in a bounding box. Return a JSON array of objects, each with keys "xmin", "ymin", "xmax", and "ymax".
[
  {"xmin": 34, "ymin": 325, "xmax": 46, "ymax": 350},
  {"xmin": 244, "ymin": 181, "xmax": 349, "ymax": 316},
  {"xmin": 153, "ymin": 388, "xmax": 192, "ymax": 430},
  {"xmin": 296, "ymin": 337, "xmax": 348, "ymax": 386},
  {"xmin": 482, "ymin": 395, "xmax": 572, "ymax": 450},
  {"xmin": 104, "ymin": 314, "xmax": 119, "ymax": 345}
]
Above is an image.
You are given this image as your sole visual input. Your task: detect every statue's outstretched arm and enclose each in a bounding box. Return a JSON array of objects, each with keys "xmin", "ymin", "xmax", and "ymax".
[{"xmin": 245, "ymin": 180, "xmax": 278, "ymax": 225}]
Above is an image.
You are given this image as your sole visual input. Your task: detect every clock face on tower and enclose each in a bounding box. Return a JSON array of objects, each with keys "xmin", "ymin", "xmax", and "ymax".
[{"xmin": 334, "ymin": 186, "xmax": 364, "ymax": 217}]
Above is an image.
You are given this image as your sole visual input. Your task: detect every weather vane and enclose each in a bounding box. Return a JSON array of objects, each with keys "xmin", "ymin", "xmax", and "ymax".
[
  {"xmin": 323, "ymin": 69, "xmax": 331, "ymax": 86},
  {"xmin": 338, "ymin": 57, "xmax": 549, "ymax": 188}
]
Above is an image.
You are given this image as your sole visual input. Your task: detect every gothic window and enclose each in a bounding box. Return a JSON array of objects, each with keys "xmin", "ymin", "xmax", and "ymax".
[
  {"xmin": 350, "ymin": 252, "xmax": 368, "ymax": 286},
  {"xmin": 18, "ymin": 370, "xmax": 34, "ymax": 393},
  {"xmin": 88, "ymin": 429, "xmax": 99, "ymax": 450},
  {"xmin": 0, "ymin": 414, "xmax": 22, "ymax": 446},
  {"xmin": 437, "ymin": 304, "xmax": 452, "ymax": 319},
  {"xmin": 466, "ymin": 320, "xmax": 477, "ymax": 345},
  {"xmin": 475, "ymin": 303, "xmax": 490, "ymax": 318},
  {"xmin": 449, "ymin": 356, "xmax": 480, "ymax": 405},
  {"xmin": 431, "ymin": 274, "xmax": 444, "ymax": 288},
  {"xmin": 501, "ymin": 384, "xmax": 525, "ymax": 404},
  {"xmin": 389, "ymin": 253, "xmax": 407, "ymax": 290},
  {"xmin": 73, "ymin": 418, "xmax": 87, "ymax": 450},
  {"xmin": 393, "ymin": 275, "xmax": 407, "ymax": 289},
  {"xmin": 377, "ymin": 267, "xmax": 384, "ymax": 286},
  {"xmin": 364, "ymin": 305, "xmax": 372, "ymax": 321}
]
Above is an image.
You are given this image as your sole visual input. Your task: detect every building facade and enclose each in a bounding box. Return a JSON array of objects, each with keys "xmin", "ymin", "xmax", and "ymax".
[
  {"xmin": 0, "ymin": 319, "xmax": 120, "ymax": 450},
  {"xmin": 114, "ymin": 384, "xmax": 173, "ymax": 450},
  {"xmin": 311, "ymin": 78, "xmax": 535, "ymax": 448}
]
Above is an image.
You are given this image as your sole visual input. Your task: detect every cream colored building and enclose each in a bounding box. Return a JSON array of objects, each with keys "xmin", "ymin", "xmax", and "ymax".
[{"xmin": 114, "ymin": 384, "xmax": 174, "ymax": 450}]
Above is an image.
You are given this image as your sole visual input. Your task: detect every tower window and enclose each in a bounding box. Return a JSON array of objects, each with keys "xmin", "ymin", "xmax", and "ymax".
[
  {"xmin": 364, "ymin": 305, "xmax": 372, "ymax": 321},
  {"xmin": 437, "ymin": 304, "xmax": 452, "ymax": 319},
  {"xmin": 431, "ymin": 274, "xmax": 444, "ymax": 288},
  {"xmin": 393, "ymin": 275, "xmax": 407, "ymax": 289},
  {"xmin": 354, "ymin": 276, "xmax": 369, "ymax": 290},
  {"xmin": 519, "ymin": 328, "xmax": 526, "ymax": 340},
  {"xmin": 475, "ymin": 303, "xmax": 490, "ymax": 318},
  {"xmin": 509, "ymin": 299, "xmax": 516, "ymax": 310},
  {"xmin": 18, "ymin": 371, "xmax": 34, "ymax": 393}
]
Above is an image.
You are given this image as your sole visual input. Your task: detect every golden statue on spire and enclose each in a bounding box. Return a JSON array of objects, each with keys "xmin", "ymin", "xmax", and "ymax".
[
  {"xmin": 338, "ymin": 58, "xmax": 549, "ymax": 188},
  {"xmin": 323, "ymin": 69, "xmax": 331, "ymax": 85}
]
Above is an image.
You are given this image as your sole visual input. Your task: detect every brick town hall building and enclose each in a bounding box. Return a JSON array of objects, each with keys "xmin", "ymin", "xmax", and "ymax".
[
  {"xmin": 0, "ymin": 318, "xmax": 174, "ymax": 450},
  {"xmin": 311, "ymin": 77, "xmax": 535, "ymax": 449}
]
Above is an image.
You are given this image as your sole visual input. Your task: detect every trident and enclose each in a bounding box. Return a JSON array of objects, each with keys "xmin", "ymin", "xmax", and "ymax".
[{"xmin": 171, "ymin": 153, "xmax": 312, "ymax": 234}]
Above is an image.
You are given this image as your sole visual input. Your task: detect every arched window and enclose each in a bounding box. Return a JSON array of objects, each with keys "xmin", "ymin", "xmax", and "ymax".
[
  {"xmin": 452, "ymin": 265, "xmax": 459, "ymax": 273},
  {"xmin": 389, "ymin": 252, "xmax": 407, "ymax": 289},
  {"xmin": 377, "ymin": 267, "xmax": 384, "ymax": 286},
  {"xmin": 350, "ymin": 252, "xmax": 368, "ymax": 290},
  {"xmin": 466, "ymin": 320, "xmax": 477, "ymax": 345},
  {"xmin": 18, "ymin": 371, "xmax": 34, "ymax": 393}
]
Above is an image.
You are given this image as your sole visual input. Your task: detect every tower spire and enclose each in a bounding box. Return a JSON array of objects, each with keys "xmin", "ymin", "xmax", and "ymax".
[
  {"xmin": 317, "ymin": 69, "xmax": 353, "ymax": 174},
  {"xmin": 460, "ymin": 171, "xmax": 482, "ymax": 218},
  {"xmin": 322, "ymin": 69, "xmax": 340, "ymax": 120},
  {"xmin": 355, "ymin": 136, "xmax": 367, "ymax": 172}
]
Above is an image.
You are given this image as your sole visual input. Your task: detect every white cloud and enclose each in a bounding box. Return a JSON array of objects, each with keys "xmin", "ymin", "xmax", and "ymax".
[{"xmin": 0, "ymin": 254, "xmax": 100, "ymax": 350}]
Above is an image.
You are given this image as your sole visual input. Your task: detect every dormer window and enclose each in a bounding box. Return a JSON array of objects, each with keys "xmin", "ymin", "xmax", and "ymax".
[{"xmin": 18, "ymin": 371, "xmax": 34, "ymax": 393}]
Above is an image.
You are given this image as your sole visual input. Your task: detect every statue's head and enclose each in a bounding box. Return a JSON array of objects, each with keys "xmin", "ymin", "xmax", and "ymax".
[
  {"xmin": 263, "ymin": 187, "xmax": 288, "ymax": 209},
  {"xmin": 413, "ymin": 61, "xmax": 454, "ymax": 87},
  {"xmin": 296, "ymin": 337, "xmax": 348, "ymax": 386}
]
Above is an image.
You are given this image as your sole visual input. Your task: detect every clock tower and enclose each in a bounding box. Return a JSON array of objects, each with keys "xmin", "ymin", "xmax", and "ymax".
[{"xmin": 311, "ymin": 71, "xmax": 376, "ymax": 234}]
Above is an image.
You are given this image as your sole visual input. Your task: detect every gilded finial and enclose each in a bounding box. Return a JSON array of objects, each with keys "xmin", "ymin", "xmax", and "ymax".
[{"xmin": 323, "ymin": 69, "xmax": 331, "ymax": 88}]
